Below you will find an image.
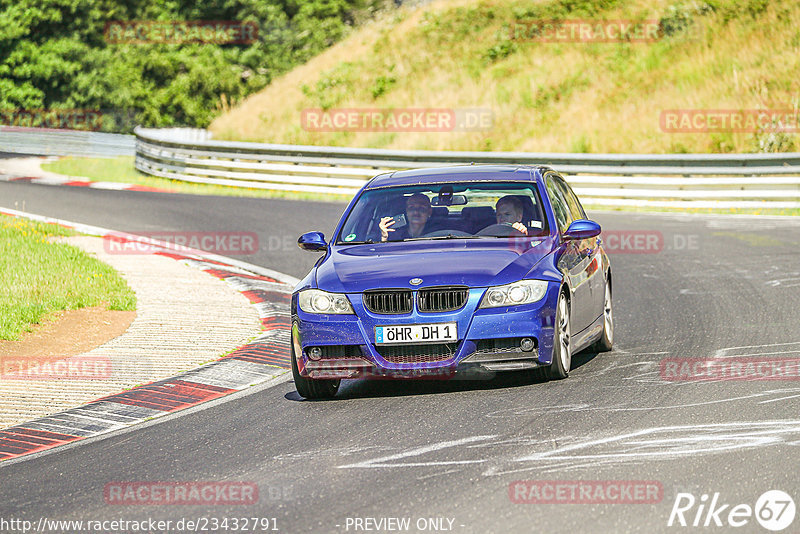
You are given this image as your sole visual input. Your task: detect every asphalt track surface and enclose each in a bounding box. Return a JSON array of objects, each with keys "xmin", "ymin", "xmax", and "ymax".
[{"xmin": 2, "ymin": 180, "xmax": 800, "ymax": 533}]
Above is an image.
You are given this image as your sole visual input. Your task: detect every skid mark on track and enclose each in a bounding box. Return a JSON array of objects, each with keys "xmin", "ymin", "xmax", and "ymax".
[
  {"xmin": 711, "ymin": 341, "xmax": 800, "ymax": 359},
  {"xmin": 329, "ymin": 421, "xmax": 800, "ymax": 478},
  {"xmin": 273, "ymin": 445, "xmax": 395, "ymax": 461},
  {"xmin": 765, "ymin": 276, "xmax": 800, "ymax": 288},
  {"xmin": 759, "ymin": 393, "xmax": 800, "ymax": 404},
  {"xmin": 483, "ymin": 387, "xmax": 800, "ymax": 418},
  {"xmin": 338, "ymin": 435, "xmax": 498, "ymax": 469},
  {"xmin": 590, "ymin": 342, "xmax": 800, "ymax": 385},
  {"xmin": 486, "ymin": 420, "xmax": 800, "ymax": 476}
]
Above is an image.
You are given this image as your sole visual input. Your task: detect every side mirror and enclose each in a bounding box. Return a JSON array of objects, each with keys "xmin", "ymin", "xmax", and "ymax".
[
  {"xmin": 298, "ymin": 231, "xmax": 327, "ymax": 251},
  {"xmin": 564, "ymin": 219, "xmax": 601, "ymax": 240}
]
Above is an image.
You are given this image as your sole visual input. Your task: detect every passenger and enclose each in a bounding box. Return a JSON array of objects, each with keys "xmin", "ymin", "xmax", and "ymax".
[
  {"xmin": 495, "ymin": 196, "xmax": 528, "ymax": 235},
  {"xmin": 379, "ymin": 193, "xmax": 433, "ymax": 241}
]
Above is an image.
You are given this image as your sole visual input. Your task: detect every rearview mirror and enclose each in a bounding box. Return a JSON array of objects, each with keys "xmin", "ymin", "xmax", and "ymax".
[
  {"xmin": 431, "ymin": 194, "xmax": 467, "ymax": 206},
  {"xmin": 298, "ymin": 231, "xmax": 327, "ymax": 251},
  {"xmin": 564, "ymin": 220, "xmax": 601, "ymax": 240}
]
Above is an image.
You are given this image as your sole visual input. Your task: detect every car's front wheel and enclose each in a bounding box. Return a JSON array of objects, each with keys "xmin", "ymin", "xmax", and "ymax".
[
  {"xmin": 545, "ymin": 291, "xmax": 571, "ymax": 380},
  {"xmin": 291, "ymin": 323, "xmax": 340, "ymax": 400}
]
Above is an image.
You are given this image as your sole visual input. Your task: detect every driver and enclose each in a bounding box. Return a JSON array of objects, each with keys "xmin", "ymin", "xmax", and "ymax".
[
  {"xmin": 379, "ymin": 193, "xmax": 432, "ymax": 242},
  {"xmin": 495, "ymin": 196, "xmax": 528, "ymax": 235}
]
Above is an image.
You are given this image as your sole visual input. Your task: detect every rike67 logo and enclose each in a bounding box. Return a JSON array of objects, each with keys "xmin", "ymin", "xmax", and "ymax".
[{"xmin": 668, "ymin": 490, "xmax": 795, "ymax": 531}]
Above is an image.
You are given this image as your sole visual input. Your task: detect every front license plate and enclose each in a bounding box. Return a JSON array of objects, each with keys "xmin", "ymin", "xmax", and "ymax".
[{"xmin": 375, "ymin": 323, "xmax": 457, "ymax": 344}]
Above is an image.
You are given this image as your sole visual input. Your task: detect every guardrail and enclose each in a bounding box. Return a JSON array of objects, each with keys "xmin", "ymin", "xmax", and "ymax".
[
  {"xmin": 134, "ymin": 127, "xmax": 800, "ymax": 208},
  {"xmin": 0, "ymin": 127, "xmax": 135, "ymax": 158}
]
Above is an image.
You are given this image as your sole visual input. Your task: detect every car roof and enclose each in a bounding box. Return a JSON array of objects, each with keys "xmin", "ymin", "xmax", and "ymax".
[{"xmin": 365, "ymin": 165, "xmax": 550, "ymax": 189}]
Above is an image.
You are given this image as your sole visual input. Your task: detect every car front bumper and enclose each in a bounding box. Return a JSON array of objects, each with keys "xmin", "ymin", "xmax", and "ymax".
[{"xmin": 292, "ymin": 283, "xmax": 560, "ymax": 379}]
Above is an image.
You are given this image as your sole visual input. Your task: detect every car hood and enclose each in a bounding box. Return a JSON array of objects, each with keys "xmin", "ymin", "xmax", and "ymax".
[{"xmin": 315, "ymin": 238, "xmax": 555, "ymax": 292}]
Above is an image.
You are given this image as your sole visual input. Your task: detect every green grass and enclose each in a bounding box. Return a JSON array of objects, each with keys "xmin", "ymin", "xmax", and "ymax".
[
  {"xmin": 41, "ymin": 156, "xmax": 352, "ymax": 203},
  {"xmin": 0, "ymin": 215, "xmax": 137, "ymax": 340}
]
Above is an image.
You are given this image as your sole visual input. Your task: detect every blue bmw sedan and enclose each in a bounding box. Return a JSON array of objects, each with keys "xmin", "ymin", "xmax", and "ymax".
[{"xmin": 291, "ymin": 165, "xmax": 612, "ymax": 399}]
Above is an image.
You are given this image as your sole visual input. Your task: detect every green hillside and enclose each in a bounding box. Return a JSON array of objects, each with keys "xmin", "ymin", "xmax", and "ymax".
[{"xmin": 210, "ymin": 0, "xmax": 800, "ymax": 153}]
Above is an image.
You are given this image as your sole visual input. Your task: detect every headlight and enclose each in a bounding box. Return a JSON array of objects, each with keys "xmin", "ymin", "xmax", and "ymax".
[
  {"xmin": 479, "ymin": 280, "xmax": 548, "ymax": 308},
  {"xmin": 298, "ymin": 289, "xmax": 354, "ymax": 314}
]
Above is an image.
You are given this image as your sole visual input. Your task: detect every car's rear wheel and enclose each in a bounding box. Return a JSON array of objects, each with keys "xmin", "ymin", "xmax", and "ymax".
[
  {"xmin": 291, "ymin": 323, "xmax": 340, "ymax": 399},
  {"xmin": 545, "ymin": 291, "xmax": 571, "ymax": 380},
  {"xmin": 592, "ymin": 279, "xmax": 613, "ymax": 352}
]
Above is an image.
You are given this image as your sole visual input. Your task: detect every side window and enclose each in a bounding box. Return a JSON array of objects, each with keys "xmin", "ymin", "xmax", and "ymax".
[
  {"xmin": 555, "ymin": 175, "xmax": 587, "ymax": 221},
  {"xmin": 545, "ymin": 175, "xmax": 572, "ymax": 234}
]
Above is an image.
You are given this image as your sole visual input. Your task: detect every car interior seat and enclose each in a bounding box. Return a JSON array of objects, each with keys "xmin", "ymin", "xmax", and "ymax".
[{"xmin": 510, "ymin": 195, "xmax": 541, "ymax": 229}]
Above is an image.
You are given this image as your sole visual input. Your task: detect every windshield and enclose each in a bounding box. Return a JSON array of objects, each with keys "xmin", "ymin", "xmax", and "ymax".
[{"xmin": 336, "ymin": 182, "xmax": 548, "ymax": 244}]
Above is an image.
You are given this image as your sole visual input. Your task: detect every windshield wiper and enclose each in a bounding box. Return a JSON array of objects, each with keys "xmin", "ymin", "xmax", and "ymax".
[
  {"xmin": 402, "ymin": 234, "xmax": 481, "ymax": 241},
  {"xmin": 338, "ymin": 239, "xmax": 374, "ymax": 245}
]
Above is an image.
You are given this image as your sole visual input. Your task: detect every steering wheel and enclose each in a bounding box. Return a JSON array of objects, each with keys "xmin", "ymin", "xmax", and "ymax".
[{"xmin": 475, "ymin": 223, "xmax": 525, "ymax": 237}]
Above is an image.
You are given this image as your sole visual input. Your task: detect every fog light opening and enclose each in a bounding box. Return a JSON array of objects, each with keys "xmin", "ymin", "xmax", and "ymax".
[
  {"xmin": 308, "ymin": 346, "xmax": 323, "ymax": 360},
  {"xmin": 520, "ymin": 338, "xmax": 535, "ymax": 352}
]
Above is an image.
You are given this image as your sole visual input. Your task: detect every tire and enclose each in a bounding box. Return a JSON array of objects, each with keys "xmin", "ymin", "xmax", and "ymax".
[
  {"xmin": 291, "ymin": 323, "xmax": 340, "ymax": 400},
  {"xmin": 545, "ymin": 291, "xmax": 571, "ymax": 380},
  {"xmin": 592, "ymin": 279, "xmax": 613, "ymax": 353}
]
